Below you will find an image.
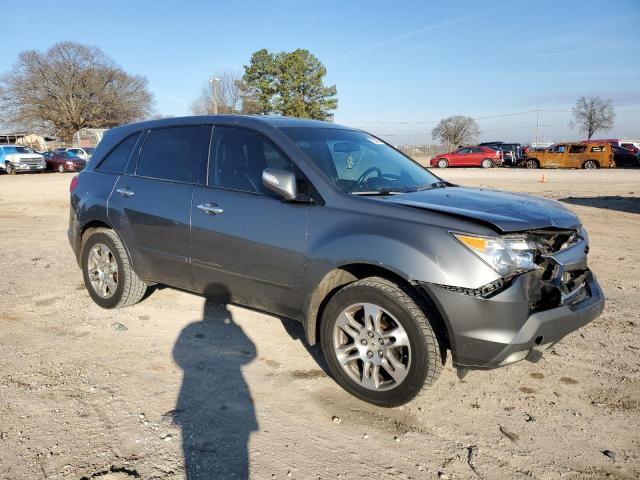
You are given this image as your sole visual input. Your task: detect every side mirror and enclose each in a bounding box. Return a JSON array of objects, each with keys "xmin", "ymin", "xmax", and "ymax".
[{"xmin": 262, "ymin": 168, "xmax": 297, "ymax": 201}]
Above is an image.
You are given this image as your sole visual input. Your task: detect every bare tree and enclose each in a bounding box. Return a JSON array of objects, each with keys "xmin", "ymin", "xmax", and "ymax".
[
  {"xmin": 573, "ymin": 95, "xmax": 615, "ymax": 140},
  {"xmin": 0, "ymin": 42, "xmax": 153, "ymax": 143},
  {"xmin": 190, "ymin": 69, "xmax": 248, "ymax": 115},
  {"xmin": 431, "ymin": 115, "xmax": 480, "ymax": 150}
]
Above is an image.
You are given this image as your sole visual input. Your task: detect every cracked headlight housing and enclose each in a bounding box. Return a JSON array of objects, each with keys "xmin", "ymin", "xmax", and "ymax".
[{"xmin": 452, "ymin": 232, "xmax": 538, "ymax": 277}]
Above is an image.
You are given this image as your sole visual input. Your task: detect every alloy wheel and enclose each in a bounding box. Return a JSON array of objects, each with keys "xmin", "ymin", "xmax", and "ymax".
[
  {"xmin": 87, "ymin": 243, "xmax": 118, "ymax": 299},
  {"xmin": 584, "ymin": 160, "xmax": 597, "ymax": 169},
  {"xmin": 332, "ymin": 303, "xmax": 411, "ymax": 391}
]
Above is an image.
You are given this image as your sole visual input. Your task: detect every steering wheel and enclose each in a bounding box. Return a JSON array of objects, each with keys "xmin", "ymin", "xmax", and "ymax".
[{"xmin": 354, "ymin": 167, "xmax": 382, "ymax": 190}]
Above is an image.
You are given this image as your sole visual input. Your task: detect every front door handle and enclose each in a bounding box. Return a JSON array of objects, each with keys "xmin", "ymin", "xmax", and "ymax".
[
  {"xmin": 116, "ymin": 188, "xmax": 135, "ymax": 198},
  {"xmin": 197, "ymin": 203, "xmax": 224, "ymax": 215}
]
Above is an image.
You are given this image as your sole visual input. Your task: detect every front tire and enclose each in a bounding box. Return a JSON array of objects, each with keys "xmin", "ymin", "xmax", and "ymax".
[
  {"xmin": 57, "ymin": 164, "xmax": 65, "ymax": 173},
  {"xmin": 320, "ymin": 277, "xmax": 442, "ymax": 407},
  {"xmin": 481, "ymin": 158, "xmax": 493, "ymax": 168},
  {"xmin": 81, "ymin": 228, "xmax": 147, "ymax": 309},
  {"xmin": 6, "ymin": 163, "xmax": 15, "ymax": 175},
  {"xmin": 437, "ymin": 159, "xmax": 448, "ymax": 168},
  {"xmin": 525, "ymin": 159, "xmax": 539, "ymax": 169}
]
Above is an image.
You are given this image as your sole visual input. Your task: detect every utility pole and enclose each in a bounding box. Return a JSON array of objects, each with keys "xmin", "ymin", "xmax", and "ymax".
[
  {"xmin": 209, "ymin": 77, "xmax": 220, "ymax": 114},
  {"xmin": 535, "ymin": 110, "xmax": 540, "ymax": 147}
]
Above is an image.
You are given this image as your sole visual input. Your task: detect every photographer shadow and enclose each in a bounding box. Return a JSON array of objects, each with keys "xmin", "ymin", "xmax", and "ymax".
[{"xmin": 172, "ymin": 289, "xmax": 257, "ymax": 479}]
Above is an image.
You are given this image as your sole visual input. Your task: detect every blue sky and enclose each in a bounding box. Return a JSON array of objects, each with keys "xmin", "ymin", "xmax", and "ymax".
[{"xmin": 1, "ymin": 0, "xmax": 639, "ymax": 144}]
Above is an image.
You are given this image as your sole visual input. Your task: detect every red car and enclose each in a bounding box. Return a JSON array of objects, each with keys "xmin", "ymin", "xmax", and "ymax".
[
  {"xmin": 430, "ymin": 146, "xmax": 503, "ymax": 168},
  {"xmin": 44, "ymin": 151, "xmax": 87, "ymax": 173}
]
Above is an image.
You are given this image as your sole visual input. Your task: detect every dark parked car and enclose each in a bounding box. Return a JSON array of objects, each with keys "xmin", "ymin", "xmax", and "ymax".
[
  {"xmin": 430, "ymin": 146, "xmax": 503, "ymax": 168},
  {"xmin": 612, "ymin": 145, "xmax": 638, "ymax": 167},
  {"xmin": 46, "ymin": 151, "xmax": 87, "ymax": 172},
  {"xmin": 69, "ymin": 116, "xmax": 604, "ymax": 406},
  {"xmin": 479, "ymin": 142, "xmax": 523, "ymax": 166}
]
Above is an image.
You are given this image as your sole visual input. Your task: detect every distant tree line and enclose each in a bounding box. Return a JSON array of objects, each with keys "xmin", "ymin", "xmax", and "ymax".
[
  {"xmin": 430, "ymin": 95, "xmax": 615, "ymax": 148},
  {"xmin": 0, "ymin": 43, "xmax": 337, "ymax": 143}
]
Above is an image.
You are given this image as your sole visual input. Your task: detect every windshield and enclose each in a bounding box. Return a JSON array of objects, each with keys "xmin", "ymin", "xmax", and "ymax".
[
  {"xmin": 60, "ymin": 151, "xmax": 77, "ymax": 158},
  {"xmin": 281, "ymin": 127, "xmax": 440, "ymax": 194}
]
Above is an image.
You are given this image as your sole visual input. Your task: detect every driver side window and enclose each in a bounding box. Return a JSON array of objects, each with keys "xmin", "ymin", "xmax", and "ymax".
[{"xmin": 209, "ymin": 126, "xmax": 295, "ymax": 195}]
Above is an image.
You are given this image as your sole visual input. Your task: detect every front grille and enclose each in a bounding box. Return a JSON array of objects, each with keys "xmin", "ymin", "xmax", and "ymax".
[
  {"xmin": 527, "ymin": 227, "xmax": 591, "ymax": 312},
  {"xmin": 19, "ymin": 157, "xmax": 42, "ymax": 165}
]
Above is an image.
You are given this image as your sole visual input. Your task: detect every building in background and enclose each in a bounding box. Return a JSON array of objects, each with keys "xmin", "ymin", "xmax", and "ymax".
[
  {"xmin": 0, "ymin": 132, "xmax": 56, "ymax": 150},
  {"xmin": 73, "ymin": 128, "xmax": 106, "ymax": 148}
]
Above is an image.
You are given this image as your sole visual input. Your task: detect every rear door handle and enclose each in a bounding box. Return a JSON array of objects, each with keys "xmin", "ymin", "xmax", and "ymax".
[
  {"xmin": 116, "ymin": 188, "xmax": 135, "ymax": 198},
  {"xmin": 197, "ymin": 203, "xmax": 224, "ymax": 215}
]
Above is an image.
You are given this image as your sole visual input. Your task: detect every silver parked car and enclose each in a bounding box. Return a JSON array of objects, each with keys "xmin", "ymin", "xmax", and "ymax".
[
  {"xmin": 68, "ymin": 116, "xmax": 604, "ymax": 406},
  {"xmin": 66, "ymin": 147, "xmax": 95, "ymax": 161}
]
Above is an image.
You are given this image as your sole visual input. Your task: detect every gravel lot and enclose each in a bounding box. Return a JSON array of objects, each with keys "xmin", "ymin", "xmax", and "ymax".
[{"xmin": 0, "ymin": 168, "xmax": 638, "ymax": 480}]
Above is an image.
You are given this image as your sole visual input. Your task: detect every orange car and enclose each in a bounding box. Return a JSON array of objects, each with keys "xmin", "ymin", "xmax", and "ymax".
[{"xmin": 524, "ymin": 143, "xmax": 614, "ymax": 169}]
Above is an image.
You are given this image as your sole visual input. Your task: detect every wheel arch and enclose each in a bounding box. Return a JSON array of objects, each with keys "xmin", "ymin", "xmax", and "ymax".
[
  {"xmin": 78, "ymin": 219, "xmax": 142, "ymax": 280},
  {"xmin": 303, "ymin": 263, "xmax": 452, "ymax": 356}
]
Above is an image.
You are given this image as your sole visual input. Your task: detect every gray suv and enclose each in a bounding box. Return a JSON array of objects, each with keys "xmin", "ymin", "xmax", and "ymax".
[{"xmin": 69, "ymin": 116, "xmax": 604, "ymax": 406}]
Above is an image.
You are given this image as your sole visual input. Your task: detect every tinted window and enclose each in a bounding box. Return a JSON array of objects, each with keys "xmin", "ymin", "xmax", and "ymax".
[
  {"xmin": 209, "ymin": 127, "xmax": 294, "ymax": 194},
  {"xmin": 137, "ymin": 126, "xmax": 203, "ymax": 183},
  {"xmin": 591, "ymin": 146, "xmax": 605, "ymax": 152},
  {"xmin": 97, "ymin": 133, "xmax": 140, "ymax": 174},
  {"xmin": 471, "ymin": 147, "xmax": 484, "ymax": 153}
]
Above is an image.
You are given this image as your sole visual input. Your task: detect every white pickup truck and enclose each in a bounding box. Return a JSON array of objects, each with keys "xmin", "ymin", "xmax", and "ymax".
[{"xmin": 0, "ymin": 145, "xmax": 47, "ymax": 174}]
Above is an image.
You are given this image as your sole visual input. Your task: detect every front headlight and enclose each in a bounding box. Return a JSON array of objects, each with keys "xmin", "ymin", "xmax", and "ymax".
[{"xmin": 452, "ymin": 232, "xmax": 538, "ymax": 277}]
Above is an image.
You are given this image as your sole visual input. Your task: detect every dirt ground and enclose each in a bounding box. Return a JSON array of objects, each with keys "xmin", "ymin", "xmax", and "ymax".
[{"xmin": 0, "ymin": 168, "xmax": 638, "ymax": 480}]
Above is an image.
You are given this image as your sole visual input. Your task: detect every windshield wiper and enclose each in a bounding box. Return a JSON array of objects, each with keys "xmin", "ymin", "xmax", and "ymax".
[{"xmin": 351, "ymin": 187, "xmax": 418, "ymax": 196}]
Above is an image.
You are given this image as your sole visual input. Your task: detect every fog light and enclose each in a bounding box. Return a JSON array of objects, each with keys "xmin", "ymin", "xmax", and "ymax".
[{"xmin": 499, "ymin": 349, "xmax": 530, "ymax": 366}]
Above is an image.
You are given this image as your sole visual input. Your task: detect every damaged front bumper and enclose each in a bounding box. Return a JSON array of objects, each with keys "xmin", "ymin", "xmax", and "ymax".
[{"xmin": 421, "ymin": 236, "xmax": 605, "ymax": 369}]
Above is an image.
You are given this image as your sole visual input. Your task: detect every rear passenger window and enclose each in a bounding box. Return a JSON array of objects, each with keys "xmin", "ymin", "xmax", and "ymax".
[
  {"xmin": 96, "ymin": 133, "xmax": 140, "ymax": 174},
  {"xmin": 136, "ymin": 126, "xmax": 204, "ymax": 183},
  {"xmin": 569, "ymin": 145, "xmax": 586, "ymax": 153},
  {"xmin": 209, "ymin": 127, "xmax": 294, "ymax": 194}
]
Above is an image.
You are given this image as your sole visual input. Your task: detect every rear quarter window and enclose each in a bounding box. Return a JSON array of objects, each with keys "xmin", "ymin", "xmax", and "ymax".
[
  {"xmin": 96, "ymin": 133, "xmax": 141, "ymax": 174},
  {"xmin": 591, "ymin": 146, "xmax": 605, "ymax": 152}
]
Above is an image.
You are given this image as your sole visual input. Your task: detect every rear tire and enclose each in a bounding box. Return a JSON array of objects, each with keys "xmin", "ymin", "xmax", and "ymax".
[
  {"xmin": 437, "ymin": 159, "xmax": 448, "ymax": 168},
  {"xmin": 81, "ymin": 228, "xmax": 147, "ymax": 309},
  {"xmin": 481, "ymin": 159, "xmax": 493, "ymax": 168},
  {"xmin": 525, "ymin": 159, "xmax": 539, "ymax": 169},
  {"xmin": 583, "ymin": 160, "xmax": 598, "ymax": 169},
  {"xmin": 320, "ymin": 277, "xmax": 442, "ymax": 407}
]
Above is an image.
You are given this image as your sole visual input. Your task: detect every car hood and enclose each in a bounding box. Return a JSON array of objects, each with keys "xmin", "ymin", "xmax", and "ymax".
[{"xmin": 376, "ymin": 186, "xmax": 580, "ymax": 233}]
